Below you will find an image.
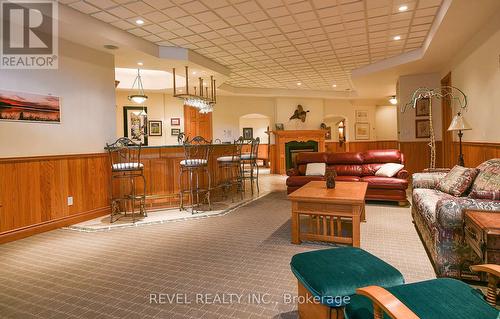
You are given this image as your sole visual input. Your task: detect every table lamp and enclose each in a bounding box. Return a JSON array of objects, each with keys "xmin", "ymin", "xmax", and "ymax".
[{"xmin": 447, "ymin": 112, "xmax": 472, "ymax": 166}]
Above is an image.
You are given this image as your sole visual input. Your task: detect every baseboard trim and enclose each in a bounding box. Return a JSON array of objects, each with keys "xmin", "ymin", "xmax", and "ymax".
[{"xmin": 0, "ymin": 206, "xmax": 110, "ymax": 244}]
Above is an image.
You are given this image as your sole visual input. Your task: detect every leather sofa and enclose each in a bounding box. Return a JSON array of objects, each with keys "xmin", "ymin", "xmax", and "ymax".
[{"xmin": 286, "ymin": 149, "xmax": 409, "ymax": 205}]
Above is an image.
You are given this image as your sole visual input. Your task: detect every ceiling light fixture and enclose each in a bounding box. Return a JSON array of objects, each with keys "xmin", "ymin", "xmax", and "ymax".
[
  {"xmin": 173, "ymin": 66, "xmax": 216, "ymax": 113},
  {"xmin": 389, "ymin": 96, "xmax": 398, "ymax": 105},
  {"xmin": 135, "ymin": 19, "xmax": 144, "ymax": 25},
  {"xmin": 137, "ymin": 62, "xmax": 143, "ymax": 66},
  {"xmin": 128, "ymin": 68, "xmax": 148, "ymax": 105},
  {"xmin": 297, "ymin": 82, "xmax": 302, "ymax": 86},
  {"xmin": 393, "ymin": 35, "xmax": 401, "ymax": 41},
  {"xmin": 332, "ymin": 84, "xmax": 337, "ymax": 88},
  {"xmin": 398, "ymin": 5, "xmax": 408, "ymax": 12}
]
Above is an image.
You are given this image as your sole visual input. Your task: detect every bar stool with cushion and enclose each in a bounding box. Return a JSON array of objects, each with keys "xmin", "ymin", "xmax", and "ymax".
[
  {"xmin": 217, "ymin": 137, "xmax": 244, "ymax": 201},
  {"xmin": 240, "ymin": 137, "xmax": 260, "ymax": 195},
  {"xmin": 106, "ymin": 137, "xmax": 147, "ymax": 223},
  {"xmin": 179, "ymin": 136, "xmax": 212, "ymax": 213}
]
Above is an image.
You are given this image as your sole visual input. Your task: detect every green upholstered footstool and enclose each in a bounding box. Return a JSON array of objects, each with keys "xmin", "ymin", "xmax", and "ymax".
[
  {"xmin": 290, "ymin": 247, "xmax": 404, "ymax": 319},
  {"xmin": 345, "ymin": 278, "xmax": 500, "ymax": 319}
]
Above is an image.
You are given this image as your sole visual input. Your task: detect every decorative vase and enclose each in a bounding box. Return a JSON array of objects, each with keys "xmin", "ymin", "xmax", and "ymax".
[{"xmin": 325, "ymin": 167, "xmax": 337, "ymax": 189}]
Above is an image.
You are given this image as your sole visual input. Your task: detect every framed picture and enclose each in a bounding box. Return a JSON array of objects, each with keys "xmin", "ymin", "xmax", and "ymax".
[
  {"xmin": 415, "ymin": 119, "xmax": 431, "ymax": 138},
  {"xmin": 415, "ymin": 98, "xmax": 430, "ymax": 117},
  {"xmin": 170, "ymin": 117, "xmax": 180, "ymax": 126},
  {"xmin": 123, "ymin": 106, "xmax": 148, "ymax": 145},
  {"xmin": 355, "ymin": 110, "xmax": 369, "ymax": 123},
  {"xmin": 242, "ymin": 127, "xmax": 253, "ymax": 140},
  {"xmin": 171, "ymin": 128, "xmax": 181, "ymax": 136},
  {"xmin": 148, "ymin": 120, "xmax": 162, "ymax": 136},
  {"xmin": 0, "ymin": 89, "xmax": 61, "ymax": 123},
  {"xmin": 275, "ymin": 123, "xmax": 284, "ymax": 130},
  {"xmin": 355, "ymin": 123, "xmax": 370, "ymax": 140}
]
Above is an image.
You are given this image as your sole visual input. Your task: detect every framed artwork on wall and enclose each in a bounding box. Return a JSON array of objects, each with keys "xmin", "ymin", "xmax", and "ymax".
[
  {"xmin": 0, "ymin": 89, "xmax": 61, "ymax": 123},
  {"xmin": 171, "ymin": 128, "xmax": 181, "ymax": 136},
  {"xmin": 242, "ymin": 127, "xmax": 253, "ymax": 140},
  {"xmin": 123, "ymin": 106, "xmax": 148, "ymax": 145},
  {"xmin": 148, "ymin": 120, "xmax": 162, "ymax": 136},
  {"xmin": 355, "ymin": 110, "xmax": 369, "ymax": 123},
  {"xmin": 275, "ymin": 123, "xmax": 284, "ymax": 130},
  {"xmin": 415, "ymin": 119, "xmax": 431, "ymax": 138},
  {"xmin": 170, "ymin": 117, "xmax": 180, "ymax": 126},
  {"xmin": 355, "ymin": 123, "xmax": 370, "ymax": 140},
  {"xmin": 415, "ymin": 98, "xmax": 430, "ymax": 116}
]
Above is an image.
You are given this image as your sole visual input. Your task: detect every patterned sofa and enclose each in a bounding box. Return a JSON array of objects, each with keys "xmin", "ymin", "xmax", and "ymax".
[{"xmin": 412, "ymin": 159, "xmax": 500, "ymax": 280}]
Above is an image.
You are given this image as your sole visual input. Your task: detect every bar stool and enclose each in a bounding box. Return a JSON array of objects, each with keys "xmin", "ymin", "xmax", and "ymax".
[
  {"xmin": 106, "ymin": 137, "xmax": 147, "ymax": 223},
  {"xmin": 179, "ymin": 136, "xmax": 212, "ymax": 213},
  {"xmin": 217, "ymin": 137, "xmax": 244, "ymax": 201},
  {"xmin": 240, "ymin": 137, "xmax": 260, "ymax": 195}
]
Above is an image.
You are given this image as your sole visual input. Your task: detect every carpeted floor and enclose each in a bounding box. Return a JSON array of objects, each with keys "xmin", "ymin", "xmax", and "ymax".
[{"xmin": 0, "ymin": 191, "xmax": 435, "ymax": 319}]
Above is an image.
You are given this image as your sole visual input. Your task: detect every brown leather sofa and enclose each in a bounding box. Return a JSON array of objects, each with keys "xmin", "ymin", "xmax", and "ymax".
[{"xmin": 286, "ymin": 149, "xmax": 409, "ymax": 205}]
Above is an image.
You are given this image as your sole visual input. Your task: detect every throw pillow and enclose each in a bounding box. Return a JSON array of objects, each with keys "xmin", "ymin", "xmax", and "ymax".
[
  {"xmin": 375, "ymin": 163, "xmax": 404, "ymax": 177},
  {"xmin": 469, "ymin": 158, "xmax": 500, "ymax": 200},
  {"xmin": 436, "ymin": 165, "xmax": 479, "ymax": 197},
  {"xmin": 305, "ymin": 163, "xmax": 326, "ymax": 176}
]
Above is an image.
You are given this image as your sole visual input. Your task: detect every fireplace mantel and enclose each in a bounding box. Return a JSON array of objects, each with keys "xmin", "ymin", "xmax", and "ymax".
[{"xmin": 272, "ymin": 130, "xmax": 326, "ymax": 174}]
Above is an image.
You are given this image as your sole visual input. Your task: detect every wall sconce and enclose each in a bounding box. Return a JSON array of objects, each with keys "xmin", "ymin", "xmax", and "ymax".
[
  {"xmin": 338, "ymin": 120, "xmax": 346, "ymax": 146},
  {"xmin": 389, "ymin": 96, "xmax": 398, "ymax": 105}
]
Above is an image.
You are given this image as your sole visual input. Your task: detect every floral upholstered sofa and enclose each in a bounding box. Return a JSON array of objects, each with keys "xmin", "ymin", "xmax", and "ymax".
[{"xmin": 412, "ymin": 159, "xmax": 500, "ymax": 280}]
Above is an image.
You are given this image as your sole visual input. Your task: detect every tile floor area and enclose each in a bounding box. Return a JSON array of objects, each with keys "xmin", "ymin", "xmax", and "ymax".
[{"xmin": 0, "ymin": 174, "xmax": 435, "ymax": 318}]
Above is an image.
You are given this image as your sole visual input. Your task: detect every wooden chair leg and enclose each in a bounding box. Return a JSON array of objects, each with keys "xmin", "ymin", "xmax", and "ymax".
[
  {"xmin": 373, "ymin": 304, "xmax": 384, "ymax": 319},
  {"xmin": 486, "ymin": 275, "xmax": 498, "ymax": 307}
]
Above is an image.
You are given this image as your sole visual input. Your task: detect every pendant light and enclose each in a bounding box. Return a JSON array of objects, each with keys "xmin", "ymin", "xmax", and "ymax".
[{"xmin": 128, "ymin": 68, "xmax": 148, "ymax": 104}]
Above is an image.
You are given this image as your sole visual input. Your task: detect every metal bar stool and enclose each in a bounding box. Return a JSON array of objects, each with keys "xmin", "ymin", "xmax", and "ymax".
[
  {"xmin": 217, "ymin": 137, "xmax": 244, "ymax": 201},
  {"xmin": 106, "ymin": 137, "xmax": 147, "ymax": 223},
  {"xmin": 179, "ymin": 136, "xmax": 212, "ymax": 213},
  {"xmin": 240, "ymin": 137, "xmax": 260, "ymax": 195}
]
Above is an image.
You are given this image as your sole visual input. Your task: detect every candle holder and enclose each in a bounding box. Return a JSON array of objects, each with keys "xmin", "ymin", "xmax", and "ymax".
[{"xmin": 325, "ymin": 167, "xmax": 337, "ymax": 189}]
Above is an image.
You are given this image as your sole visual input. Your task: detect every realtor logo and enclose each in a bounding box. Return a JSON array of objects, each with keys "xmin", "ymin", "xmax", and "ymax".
[{"xmin": 1, "ymin": 0, "xmax": 58, "ymax": 69}]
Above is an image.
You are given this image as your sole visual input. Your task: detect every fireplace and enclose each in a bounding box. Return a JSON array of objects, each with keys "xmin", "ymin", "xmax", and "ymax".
[
  {"xmin": 272, "ymin": 130, "xmax": 326, "ymax": 174},
  {"xmin": 285, "ymin": 140, "xmax": 318, "ymax": 169}
]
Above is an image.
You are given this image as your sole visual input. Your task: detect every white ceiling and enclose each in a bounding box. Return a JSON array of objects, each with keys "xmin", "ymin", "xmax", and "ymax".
[{"xmin": 60, "ymin": 0, "xmax": 444, "ymax": 93}]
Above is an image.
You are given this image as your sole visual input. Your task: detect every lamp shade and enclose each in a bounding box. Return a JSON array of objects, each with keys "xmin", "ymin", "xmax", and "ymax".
[{"xmin": 448, "ymin": 113, "xmax": 472, "ymax": 131}]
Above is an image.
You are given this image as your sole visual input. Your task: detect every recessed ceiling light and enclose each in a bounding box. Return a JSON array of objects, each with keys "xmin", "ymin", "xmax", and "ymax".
[
  {"xmin": 393, "ymin": 35, "xmax": 401, "ymax": 41},
  {"xmin": 332, "ymin": 84, "xmax": 337, "ymax": 88},
  {"xmin": 135, "ymin": 19, "xmax": 144, "ymax": 25},
  {"xmin": 297, "ymin": 82, "xmax": 302, "ymax": 86},
  {"xmin": 398, "ymin": 5, "xmax": 408, "ymax": 12},
  {"xmin": 137, "ymin": 62, "xmax": 143, "ymax": 66},
  {"xmin": 192, "ymin": 71, "xmax": 197, "ymax": 75}
]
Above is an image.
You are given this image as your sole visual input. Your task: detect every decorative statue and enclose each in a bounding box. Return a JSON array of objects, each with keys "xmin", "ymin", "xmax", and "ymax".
[
  {"xmin": 402, "ymin": 86, "xmax": 468, "ymax": 169},
  {"xmin": 289, "ymin": 104, "xmax": 309, "ymax": 122},
  {"xmin": 325, "ymin": 167, "xmax": 337, "ymax": 189}
]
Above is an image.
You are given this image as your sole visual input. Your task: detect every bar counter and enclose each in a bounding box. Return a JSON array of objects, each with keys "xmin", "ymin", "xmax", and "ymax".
[{"xmin": 114, "ymin": 144, "xmax": 237, "ymax": 209}]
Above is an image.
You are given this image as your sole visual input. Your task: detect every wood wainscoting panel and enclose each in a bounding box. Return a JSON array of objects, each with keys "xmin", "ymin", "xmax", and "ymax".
[
  {"xmin": 399, "ymin": 141, "xmax": 443, "ymax": 174},
  {"xmin": 0, "ymin": 153, "xmax": 110, "ymax": 240},
  {"xmin": 451, "ymin": 142, "xmax": 500, "ymax": 168}
]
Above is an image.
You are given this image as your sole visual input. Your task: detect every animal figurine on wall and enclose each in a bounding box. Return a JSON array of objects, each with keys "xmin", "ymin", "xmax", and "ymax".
[{"xmin": 289, "ymin": 104, "xmax": 310, "ymax": 122}]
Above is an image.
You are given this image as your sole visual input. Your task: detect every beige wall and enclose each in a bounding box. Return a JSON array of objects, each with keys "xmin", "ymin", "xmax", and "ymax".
[
  {"xmin": 397, "ymin": 73, "xmax": 443, "ymax": 142},
  {"xmin": 212, "ymin": 95, "xmax": 275, "ymax": 143},
  {"xmin": 375, "ymin": 105, "xmax": 398, "ymax": 141},
  {"xmin": 114, "ymin": 93, "xmax": 396, "ymax": 145},
  {"xmin": 238, "ymin": 117, "xmax": 270, "ymax": 142},
  {"xmin": 0, "ymin": 40, "xmax": 116, "ymax": 158},
  {"xmin": 115, "ymin": 91, "xmax": 184, "ymax": 145},
  {"xmin": 447, "ymin": 15, "xmax": 500, "ymax": 143}
]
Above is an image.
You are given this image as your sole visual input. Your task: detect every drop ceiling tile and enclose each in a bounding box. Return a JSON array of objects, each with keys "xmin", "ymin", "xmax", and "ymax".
[
  {"xmin": 266, "ymin": 6, "xmax": 290, "ymax": 18},
  {"xmin": 159, "ymin": 20, "xmax": 183, "ymax": 30},
  {"xmin": 143, "ymin": 0, "xmax": 174, "ymax": 9},
  {"xmin": 143, "ymin": 11, "xmax": 169, "ymax": 23},
  {"xmin": 85, "ymin": 0, "xmax": 117, "ymax": 10},
  {"xmin": 69, "ymin": 1, "xmax": 100, "ymax": 14},
  {"xmin": 111, "ymin": 19, "xmax": 136, "ymax": 30},
  {"xmin": 92, "ymin": 11, "xmax": 120, "ymax": 23},
  {"xmin": 124, "ymin": 1, "xmax": 157, "ymax": 14}
]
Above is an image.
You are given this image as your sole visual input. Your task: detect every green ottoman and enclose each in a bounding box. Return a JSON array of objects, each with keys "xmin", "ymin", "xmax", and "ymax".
[
  {"xmin": 345, "ymin": 278, "xmax": 499, "ymax": 319},
  {"xmin": 290, "ymin": 247, "xmax": 404, "ymax": 319}
]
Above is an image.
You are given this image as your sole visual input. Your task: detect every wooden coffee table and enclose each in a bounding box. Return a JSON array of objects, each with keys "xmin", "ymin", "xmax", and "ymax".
[{"xmin": 288, "ymin": 181, "xmax": 368, "ymax": 247}]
